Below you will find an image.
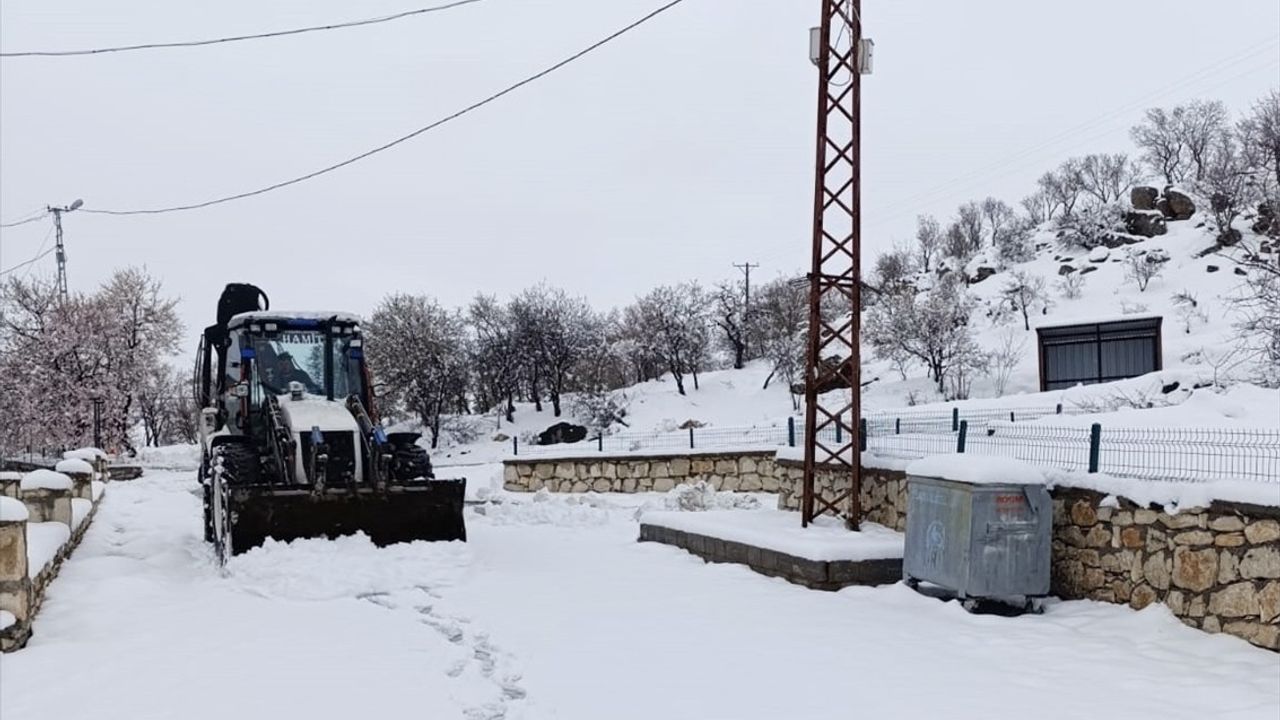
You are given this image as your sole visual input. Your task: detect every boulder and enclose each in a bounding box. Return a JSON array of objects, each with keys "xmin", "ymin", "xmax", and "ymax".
[
  {"xmin": 536, "ymin": 422, "xmax": 588, "ymax": 446},
  {"xmin": 970, "ymin": 266, "xmax": 997, "ymax": 284},
  {"xmin": 1058, "ymin": 264, "xmax": 1077, "ymax": 276},
  {"xmin": 1162, "ymin": 187, "xmax": 1196, "ymax": 220},
  {"xmin": 1124, "ymin": 210, "xmax": 1168, "ymax": 238},
  {"xmin": 1130, "ymin": 186, "xmax": 1159, "ymax": 210}
]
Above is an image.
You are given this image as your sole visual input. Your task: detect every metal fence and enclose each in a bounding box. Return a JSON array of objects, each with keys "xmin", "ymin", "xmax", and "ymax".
[{"xmin": 512, "ymin": 404, "xmax": 1280, "ymax": 484}]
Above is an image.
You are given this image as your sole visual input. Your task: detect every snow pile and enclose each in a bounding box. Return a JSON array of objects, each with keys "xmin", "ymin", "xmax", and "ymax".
[
  {"xmin": 0, "ymin": 610, "xmax": 14, "ymax": 631},
  {"xmin": 19, "ymin": 469, "xmax": 72, "ymax": 491},
  {"xmin": 136, "ymin": 443, "xmax": 201, "ymax": 470},
  {"xmin": 906, "ymin": 455, "xmax": 1047, "ymax": 485},
  {"xmin": 0, "ymin": 471, "xmax": 22, "ymax": 481},
  {"xmin": 0, "ymin": 496, "xmax": 29, "ymax": 522},
  {"xmin": 26, "ymin": 522, "xmax": 70, "ymax": 577},
  {"xmin": 473, "ymin": 488, "xmax": 619, "ymax": 527},
  {"xmin": 91, "ymin": 481, "xmax": 105, "ymax": 501},
  {"xmin": 62, "ymin": 447, "xmax": 106, "ymax": 462},
  {"xmin": 639, "ymin": 509, "xmax": 904, "ymax": 562},
  {"xmin": 54, "ymin": 458, "xmax": 94, "ymax": 475},
  {"xmin": 629, "ymin": 480, "xmax": 763, "ymax": 520},
  {"xmin": 227, "ymin": 532, "xmax": 470, "ymax": 602}
]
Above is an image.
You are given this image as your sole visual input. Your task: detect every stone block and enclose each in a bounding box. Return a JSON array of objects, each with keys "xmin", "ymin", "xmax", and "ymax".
[
  {"xmin": 1084, "ymin": 568, "xmax": 1106, "ymax": 591},
  {"xmin": 1259, "ymin": 581, "xmax": 1280, "ymax": 623},
  {"xmin": 653, "ymin": 478, "xmax": 675, "ymax": 493},
  {"xmin": 761, "ymin": 474, "xmax": 780, "ymax": 492},
  {"xmin": 1113, "ymin": 511, "xmax": 1133, "ymax": 527},
  {"xmin": 622, "ymin": 478, "xmax": 637, "ymax": 493},
  {"xmin": 714, "ymin": 459, "xmax": 737, "ymax": 475},
  {"xmin": 1133, "ymin": 509, "xmax": 1159, "ymax": 525},
  {"xmin": 571, "ymin": 481, "xmax": 589, "ymax": 493},
  {"xmin": 1146, "ymin": 528, "xmax": 1168, "ymax": 553},
  {"xmin": 1111, "ymin": 578, "xmax": 1133, "ymax": 602},
  {"xmin": 670, "ymin": 458, "xmax": 690, "ymax": 477},
  {"xmin": 1209, "ymin": 516, "xmax": 1246, "ymax": 532},
  {"xmin": 1129, "ymin": 583, "xmax": 1156, "ymax": 610},
  {"xmin": 20, "ymin": 488, "xmax": 73, "ymax": 526},
  {"xmin": 721, "ymin": 475, "xmax": 741, "ymax": 492},
  {"xmin": 555, "ymin": 463, "xmax": 576, "ymax": 480},
  {"xmin": 740, "ymin": 474, "xmax": 763, "ymax": 492},
  {"xmin": 1078, "ymin": 549, "xmax": 1101, "ymax": 568},
  {"xmin": 503, "ymin": 465, "xmax": 519, "ymax": 484},
  {"xmin": 1173, "ymin": 530, "xmax": 1214, "ymax": 546},
  {"xmin": 1214, "ymin": 533, "xmax": 1245, "ymax": 548},
  {"xmin": 692, "ymin": 459, "xmax": 714, "ymax": 474},
  {"xmin": 592, "ymin": 479, "xmax": 611, "ymax": 493},
  {"xmin": 1188, "ymin": 595, "xmax": 1206, "ymax": 618},
  {"xmin": 1172, "ymin": 547, "xmax": 1217, "ymax": 592},
  {"xmin": 1085, "ymin": 525, "xmax": 1111, "ymax": 548},
  {"xmin": 1052, "ymin": 499, "xmax": 1067, "ymax": 525},
  {"xmin": 603, "ymin": 463, "xmax": 617, "ymax": 479},
  {"xmin": 650, "ymin": 462, "xmax": 670, "ymax": 479},
  {"xmin": 534, "ymin": 463, "xmax": 554, "ymax": 480},
  {"xmin": 1062, "ymin": 526, "xmax": 1088, "ymax": 548},
  {"xmin": 1219, "ymin": 551, "xmax": 1241, "ymax": 584},
  {"xmin": 1144, "ymin": 551, "xmax": 1171, "ymax": 590},
  {"xmin": 1245, "ymin": 520, "xmax": 1280, "ymax": 545},
  {"xmin": 1240, "ymin": 546, "xmax": 1280, "ymax": 579},
  {"xmin": 1166, "ymin": 590, "xmax": 1186, "ymax": 615},
  {"xmin": 1071, "ymin": 500, "xmax": 1097, "ymax": 526},
  {"xmin": 1159, "ymin": 512, "xmax": 1203, "ymax": 530},
  {"xmin": 1208, "ymin": 581, "xmax": 1260, "ymax": 618},
  {"xmin": 632, "ymin": 462, "xmax": 650, "ymax": 479},
  {"xmin": 740, "ymin": 457, "xmax": 757, "ymax": 474},
  {"xmin": 1202, "ymin": 616, "xmax": 1222, "ymax": 634},
  {"xmin": 1120, "ymin": 527, "xmax": 1143, "ymax": 549},
  {"xmin": 1101, "ymin": 552, "xmax": 1122, "ymax": 574}
]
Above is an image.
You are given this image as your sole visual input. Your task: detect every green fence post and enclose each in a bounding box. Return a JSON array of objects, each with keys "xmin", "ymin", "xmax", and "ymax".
[
  {"xmin": 512, "ymin": 436, "xmax": 518, "ymax": 456},
  {"xmin": 1088, "ymin": 423, "xmax": 1102, "ymax": 473},
  {"xmin": 952, "ymin": 407, "xmax": 959, "ymax": 432},
  {"xmin": 1010, "ymin": 411, "xmax": 1015, "ymax": 423},
  {"xmin": 1055, "ymin": 403, "xmax": 1063, "ymax": 415},
  {"xmin": 597, "ymin": 434, "xmax": 603, "ymax": 452},
  {"xmin": 835, "ymin": 414, "xmax": 843, "ymax": 444},
  {"xmin": 787, "ymin": 417, "xmax": 796, "ymax": 447},
  {"xmin": 689, "ymin": 427, "xmax": 695, "ymax": 449},
  {"xmin": 957, "ymin": 420, "xmax": 968, "ymax": 453},
  {"xmin": 859, "ymin": 418, "xmax": 868, "ymax": 452},
  {"xmin": 895, "ymin": 417, "xmax": 901, "ymax": 435}
]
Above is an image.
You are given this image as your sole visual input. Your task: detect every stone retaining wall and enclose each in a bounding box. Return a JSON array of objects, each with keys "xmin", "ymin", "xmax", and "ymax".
[
  {"xmin": 1051, "ymin": 487, "xmax": 1280, "ymax": 651},
  {"xmin": 503, "ymin": 451, "xmax": 781, "ymax": 494},
  {"xmin": 504, "ymin": 450, "xmax": 1280, "ymax": 651}
]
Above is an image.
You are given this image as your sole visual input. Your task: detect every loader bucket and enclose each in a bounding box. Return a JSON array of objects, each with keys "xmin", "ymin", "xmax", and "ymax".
[{"xmin": 224, "ymin": 479, "xmax": 466, "ymax": 555}]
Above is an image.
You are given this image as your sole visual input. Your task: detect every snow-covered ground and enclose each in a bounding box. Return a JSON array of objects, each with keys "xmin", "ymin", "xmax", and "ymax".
[{"xmin": 2, "ymin": 467, "xmax": 1276, "ymax": 720}]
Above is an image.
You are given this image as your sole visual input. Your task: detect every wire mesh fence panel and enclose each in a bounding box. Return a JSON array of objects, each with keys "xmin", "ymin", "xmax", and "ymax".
[
  {"xmin": 1096, "ymin": 427, "xmax": 1280, "ymax": 483},
  {"xmin": 865, "ymin": 431, "xmax": 958, "ymax": 460},
  {"xmin": 962, "ymin": 424, "xmax": 1094, "ymax": 474}
]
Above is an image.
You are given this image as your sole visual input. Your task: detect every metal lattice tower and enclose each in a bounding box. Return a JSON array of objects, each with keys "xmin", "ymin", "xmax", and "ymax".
[{"xmin": 800, "ymin": 0, "xmax": 862, "ymax": 529}]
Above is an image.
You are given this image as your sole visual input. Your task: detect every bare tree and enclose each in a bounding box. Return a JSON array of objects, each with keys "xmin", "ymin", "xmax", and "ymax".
[
  {"xmin": 1180, "ymin": 100, "xmax": 1230, "ymax": 182},
  {"xmin": 753, "ymin": 278, "xmax": 807, "ymax": 409},
  {"xmin": 468, "ymin": 294, "xmax": 521, "ymax": 422},
  {"xmin": 981, "ymin": 197, "xmax": 1016, "ymax": 253},
  {"xmin": 1229, "ymin": 237, "xmax": 1280, "ymax": 387},
  {"xmin": 1055, "ymin": 272, "xmax": 1086, "ymax": 300},
  {"xmin": 956, "ymin": 201, "xmax": 986, "ymax": 252},
  {"xmin": 1171, "ymin": 290, "xmax": 1208, "ymax": 335},
  {"xmin": 1237, "ymin": 89, "xmax": 1280, "ymax": 191},
  {"xmin": 998, "ymin": 270, "xmax": 1050, "ymax": 331},
  {"xmin": 1199, "ymin": 129, "xmax": 1258, "ymax": 244},
  {"xmin": 915, "ymin": 214, "xmax": 942, "ymax": 272},
  {"xmin": 627, "ymin": 282, "xmax": 710, "ymax": 396},
  {"xmin": 1131, "ymin": 106, "xmax": 1190, "ymax": 185},
  {"xmin": 941, "ymin": 221, "xmax": 973, "ymax": 265},
  {"xmin": 1079, "ymin": 153, "xmax": 1138, "ymax": 206},
  {"xmin": 1038, "ymin": 159, "xmax": 1086, "ymax": 218},
  {"xmin": 873, "ymin": 245, "xmax": 914, "ymax": 290},
  {"xmin": 1021, "ymin": 189, "xmax": 1053, "ymax": 224},
  {"xmin": 1124, "ymin": 252, "xmax": 1165, "ymax": 292},
  {"xmin": 986, "ymin": 330, "xmax": 1026, "ymax": 397}
]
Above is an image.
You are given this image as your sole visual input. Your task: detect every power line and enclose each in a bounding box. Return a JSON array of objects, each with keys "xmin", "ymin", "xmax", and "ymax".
[
  {"xmin": 81, "ymin": 0, "xmax": 689, "ymax": 217},
  {"xmin": 0, "ymin": 0, "xmax": 485, "ymax": 58},
  {"xmin": 0, "ymin": 211, "xmax": 48, "ymax": 228},
  {"xmin": 0, "ymin": 229, "xmax": 56, "ymax": 277}
]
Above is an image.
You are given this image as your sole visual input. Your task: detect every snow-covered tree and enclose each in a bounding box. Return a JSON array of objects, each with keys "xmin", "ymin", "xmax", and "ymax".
[
  {"xmin": 915, "ymin": 214, "xmax": 942, "ymax": 272},
  {"xmin": 985, "ymin": 329, "xmax": 1026, "ymax": 397},
  {"xmin": 1132, "ymin": 106, "xmax": 1191, "ymax": 185},
  {"xmin": 1078, "ymin": 153, "xmax": 1138, "ymax": 206},
  {"xmin": 1124, "ymin": 252, "xmax": 1165, "ymax": 292},
  {"xmin": 468, "ymin": 294, "xmax": 521, "ymax": 422},
  {"xmin": 711, "ymin": 279, "xmax": 751, "ymax": 370},
  {"xmin": 509, "ymin": 284, "xmax": 596, "ymax": 417},
  {"xmin": 365, "ymin": 293, "xmax": 469, "ymax": 448},
  {"xmin": 872, "ymin": 246, "xmax": 914, "ymax": 291},
  {"xmin": 626, "ymin": 282, "xmax": 711, "ymax": 396},
  {"xmin": 753, "ymin": 277, "xmax": 807, "ymax": 408},
  {"xmin": 865, "ymin": 277, "xmax": 984, "ymax": 395}
]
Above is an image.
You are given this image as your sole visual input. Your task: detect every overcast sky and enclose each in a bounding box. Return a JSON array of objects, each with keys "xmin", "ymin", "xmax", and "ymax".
[{"xmin": 2, "ymin": 0, "xmax": 1277, "ymax": 351}]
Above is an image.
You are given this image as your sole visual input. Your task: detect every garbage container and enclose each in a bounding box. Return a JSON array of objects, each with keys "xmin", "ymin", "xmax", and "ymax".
[{"xmin": 903, "ymin": 474, "xmax": 1052, "ymax": 612}]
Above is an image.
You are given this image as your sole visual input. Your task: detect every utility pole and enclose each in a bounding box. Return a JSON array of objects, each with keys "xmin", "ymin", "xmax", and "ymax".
[
  {"xmin": 48, "ymin": 199, "xmax": 84, "ymax": 303},
  {"xmin": 732, "ymin": 261, "xmax": 759, "ymax": 356},
  {"xmin": 800, "ymin": 0, "xmax": 873, "ymax": 530}
]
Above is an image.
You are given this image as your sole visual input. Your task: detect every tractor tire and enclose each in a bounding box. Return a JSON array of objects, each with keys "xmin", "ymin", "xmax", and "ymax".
[
  {"xmin": 200, "ymin": 458, "xmax": 214, "ymax": 542},
  {"xmin": 208, "ymin": 442, "xmax": 260, "ymax": 563},
  {"xmin": 390, "ymin": 443, "xmax": 434, "ymax": 482}
]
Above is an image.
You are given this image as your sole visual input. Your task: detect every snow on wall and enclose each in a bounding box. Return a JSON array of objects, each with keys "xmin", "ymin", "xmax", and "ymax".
[
  {"xmin": 62, "ymin": 448, "xmax": 105, "ymax": 462},
  {"xmin": 26, "ymin": 522, "xmax": 70, "ymax": 579},
  {"xmin": 0, "ymin": 496, "xmax": 29, "ymax": 522},
  {"xmin": 19, "ymin": 470, "xmax": 72, "ymax": 492},
  {"xmin": 54, "ymin": 459, "xmax": 94, "ymax": 476}
]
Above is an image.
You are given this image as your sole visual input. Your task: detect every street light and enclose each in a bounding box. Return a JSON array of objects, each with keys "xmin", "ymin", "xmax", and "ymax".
[{"xmin": 49, "ymin": 198, "xmax": 84, "ymax": 301}]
